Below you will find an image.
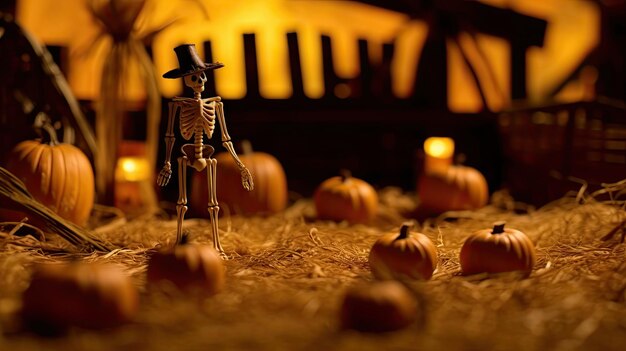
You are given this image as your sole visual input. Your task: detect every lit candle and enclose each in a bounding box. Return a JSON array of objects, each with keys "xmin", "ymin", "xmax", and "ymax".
[
  {"xmin": 114, "ymin": 142, "xmax": 157, "ymax": 214},
  {"xmin": 115, "ymin": 157, "xmax": 151, "ymax": 183},
  {"xmin": 423, "ymin": 137, "xmax": 454, "ymax": 175}
]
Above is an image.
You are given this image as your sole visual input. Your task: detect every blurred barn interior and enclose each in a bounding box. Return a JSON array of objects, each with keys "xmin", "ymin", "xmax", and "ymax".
[{"xmin": 1, "ymin": 0, "xmax": 625, "ymax": 206}]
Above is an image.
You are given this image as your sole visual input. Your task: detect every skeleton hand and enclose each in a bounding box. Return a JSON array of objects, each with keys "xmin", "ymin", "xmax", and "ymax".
[
  {"xmin": 157, "ymin": 162, "xmax": 172, "ymax": 187},
  {"xmin": 240, "ymin": 166, "xmax": 254, "ymax": 191}
]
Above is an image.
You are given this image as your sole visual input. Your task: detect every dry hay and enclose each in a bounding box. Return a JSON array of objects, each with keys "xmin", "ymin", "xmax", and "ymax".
[{"xmin": 1, "ymin": 182, "xmax": 626, "ymax": 351}]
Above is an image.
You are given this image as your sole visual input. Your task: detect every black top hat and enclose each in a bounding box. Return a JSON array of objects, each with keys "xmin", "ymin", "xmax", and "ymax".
[{"xmin": 162, "ymin": 44, "xmax": 224, "ymax": 79}]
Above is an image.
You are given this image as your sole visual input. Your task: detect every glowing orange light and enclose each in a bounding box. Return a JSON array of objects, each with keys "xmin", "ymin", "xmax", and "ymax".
[
  {"xmin": 115, "ymin": 157, "xmax": 151, "ymax": 182},
  {"xmin": 425, "ymin": 137, "xmax": 454, "ymax": 158},
  {"xmin": 424, "ymin": 137, "xmax": 455, "ymax": 174},
  {"xmin": 114, "ymin": 153, "xmax": 157, "ymax": 214}
]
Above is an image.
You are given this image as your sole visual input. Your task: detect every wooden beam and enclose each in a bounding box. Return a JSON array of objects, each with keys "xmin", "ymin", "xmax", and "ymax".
[{"xmin": 350, "ymin": 0, "xmax": 546, "ymax": 47}]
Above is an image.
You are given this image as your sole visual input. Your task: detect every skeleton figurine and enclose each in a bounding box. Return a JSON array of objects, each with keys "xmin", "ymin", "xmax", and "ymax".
[{"xmin": 158, "ymin": 44, "xmax": 254, "ymax": 258}]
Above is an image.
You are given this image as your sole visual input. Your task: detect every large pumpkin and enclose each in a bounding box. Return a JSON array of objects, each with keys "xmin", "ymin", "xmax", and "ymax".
[
  {"xmin": 314, "ymin": 171, "xmax": 378, "ymax": 224},
  {"xmin": 460, "ymin": 222, "xmax": 536, "ymax": 275},
  {"xmin": 3, "ymin": 119, "xmax": 94, "ymax": 226},
  {"xmin": 190, "ymin": 142, "xmax": 287, "ymax": 216},
  {"xmin": 417, "ymin": 165, "xmax": 488, "ymax": 215},
  {"xmin": 369, "ymin": 223, "xmax": 438, "ymax": 280},
  {"xmin": 22, "ymin": 262, "xmax": 139, "ymax": 331}
]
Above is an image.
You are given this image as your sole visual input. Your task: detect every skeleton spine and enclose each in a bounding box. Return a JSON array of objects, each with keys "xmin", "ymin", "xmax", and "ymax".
[{"xmin": 194, "ymin": 127, "xmax": 203, "ymax": 159}]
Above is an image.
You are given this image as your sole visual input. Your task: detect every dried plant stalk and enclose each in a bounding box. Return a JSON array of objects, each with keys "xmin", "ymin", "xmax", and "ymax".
[
  {"xmin": 95, "ymin": 41, "xmax": 125, "ymax": 205},
  {"xmin": 0, "ymin": 167, "xmax": 113, "ymax": 252},
  {"xmin": 90, "ymin": 0, "xmax": 161, "ymax": 205}
]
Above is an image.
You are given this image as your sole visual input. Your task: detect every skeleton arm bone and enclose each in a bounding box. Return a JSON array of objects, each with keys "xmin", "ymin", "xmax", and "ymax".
[
  {"xmin": 215, "ymin": 99, "xmax": 254, "ymax": 191},
  {"xmin": 157, "ymin": 101, "xmax": 178, "ymax": 186}
]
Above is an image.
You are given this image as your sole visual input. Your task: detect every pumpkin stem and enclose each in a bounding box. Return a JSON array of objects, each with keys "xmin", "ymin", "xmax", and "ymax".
[
  {"xmin": 492, "ymin": 222, "xmax": 506, "ymax": 234},
  {"xmin": 241, "ymin": 140, "xmax": 253, "ymax": 157},
  {"xmin": 396, "ymin": 222, "xmax": 413, "ymax": 240},
  {"xmin": 339, "ymin": 169, "xmax": 352, "ymax": 182},
  {"xmin": 33, "ymin": 113, "xmax": 59, "ymax": 145}
]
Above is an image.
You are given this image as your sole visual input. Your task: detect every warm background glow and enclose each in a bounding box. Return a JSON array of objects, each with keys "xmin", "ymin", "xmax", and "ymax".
[
  {"xmin": 16, "ymin": 0, "xmax": 600, "ymax": 111},
  {"xmin": 16, "ymin": 0, "xmax": 209, "ymax": 101},
  {"xmin": 481, "ymin": 0, "xmax": 600, "ymax": 102},
  {"xmin": 153, "ymin": 0, "xmax": 409, "ymax": 99},
  {"xmin": 392, "ymin": 21, "xmax": 428, "ymax": 99},
  {"xmin": 448, "ymin": 34, "xmax": 511, "ymax": 113}
]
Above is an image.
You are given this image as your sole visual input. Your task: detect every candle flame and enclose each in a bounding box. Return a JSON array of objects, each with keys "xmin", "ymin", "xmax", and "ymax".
[
  {"xmin": 116, "ymin": 157, "xmax": 151, "ymax": 182},
  {"xmin": 424, "ymin": 137, "xmax": 454, "ymax": 158}
]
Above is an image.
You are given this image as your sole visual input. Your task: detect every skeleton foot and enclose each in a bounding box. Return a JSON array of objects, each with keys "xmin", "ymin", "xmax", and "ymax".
[{"xmin": 217, "ymin": 249, "xmax": 229, "ymax": 260}]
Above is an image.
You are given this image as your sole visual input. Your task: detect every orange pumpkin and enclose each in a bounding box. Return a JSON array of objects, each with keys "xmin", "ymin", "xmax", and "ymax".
[
  {"xmin": 146, "ymin": 238, "xmax": 225, "ymax": 295},
  {"xmin": 191, "ymin": 142, "xmax": 287, "ymax": 216},
  {"xmin": 417, "ymin": 165, "xmax": 488, "ymax": 215},
  {"xmin": 460, "ymin": 222, "xmax": 536, "ymax": 275},
  {"xmin": 340, "ymin": 280, "xmax": 417, "ymax": 332},
  {"xmin": 3, "ymin": 119, "xmax": 94, "ymax": 226},
  {"xmin": 22, "ymin": 262, "xmax": 139, "ymax": 331},
  {"xmin": 369, "ymin": 223, "xmax": 438, "ymax": 280},
  {"xmin": 314, "ymin": 170, "xmax": 378, "ymax": 224}
]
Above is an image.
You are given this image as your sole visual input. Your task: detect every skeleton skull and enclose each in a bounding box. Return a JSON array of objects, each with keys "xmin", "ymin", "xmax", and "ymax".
[{"xmin": 184, "ymin": 72, "xmax": 207, "ymax": 93}]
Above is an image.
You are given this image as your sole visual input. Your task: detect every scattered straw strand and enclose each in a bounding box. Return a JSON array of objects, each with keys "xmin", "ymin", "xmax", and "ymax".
[{"xmin": 0, "ymin": 167, "xmax": 113, "ymax": 251}]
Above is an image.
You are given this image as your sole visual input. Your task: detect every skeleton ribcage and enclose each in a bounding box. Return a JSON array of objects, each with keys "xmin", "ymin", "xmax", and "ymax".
[{"xmin": 178, "ymin": 99, "xmax": 216, "ymax": 140}]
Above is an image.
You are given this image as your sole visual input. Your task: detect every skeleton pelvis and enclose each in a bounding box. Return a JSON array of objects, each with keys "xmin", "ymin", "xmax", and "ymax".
[{"xmin": 181, "ymin": 144, "xmax": 215, "ymax": 171}]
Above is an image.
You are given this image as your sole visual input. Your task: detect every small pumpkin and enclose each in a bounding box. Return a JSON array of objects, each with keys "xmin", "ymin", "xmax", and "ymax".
[
  {"xmin": 3, "ymin": 116, "xmax": 94, "ymax": 226},
  {"xmin": 190, "ymin": 141, "xmax": 287, "ymax": 216},
  {"xmin": 146, "ymin": 236, "xmax": 225, "ymax": 295},
  {"xmin": 460, "ymin": 222, "xmax": 536, "ymax": 275},
  {"xmin": 369, "ymin": 223, "xmax": 438, "ymax": 280},
  {"xmin": 340, "ymin": 280, "xmax": 417, "ymax": 332},
  {"xmin": 314, "ymin": 170, "xmax": 378, "ymax": 224},
  {"xmin": 22, "ymin": 262, "xmax": 139, "ymax": 331},
  {"xmin": 417, "ymin": 164, "xmax": 488, "ymax": 215}
]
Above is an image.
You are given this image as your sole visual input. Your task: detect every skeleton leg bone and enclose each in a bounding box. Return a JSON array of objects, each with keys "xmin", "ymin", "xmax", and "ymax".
[
  {"xmin": 176, "ymin": 156, "xmax": 188, "ymax": 245},
  {"xmin": 207, "ymin": 157, "xmax": 226, "ymax": 258}
]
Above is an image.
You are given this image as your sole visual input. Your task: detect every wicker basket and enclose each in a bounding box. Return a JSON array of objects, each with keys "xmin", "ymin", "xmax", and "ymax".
[{"xmin": 499, "ymin": 98, "xmax": 626, "ymax": 205}]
